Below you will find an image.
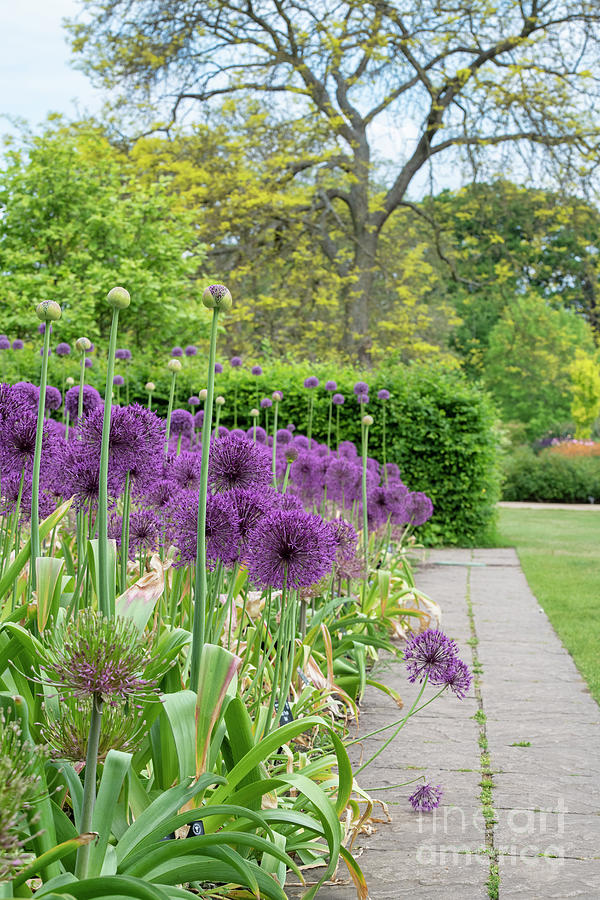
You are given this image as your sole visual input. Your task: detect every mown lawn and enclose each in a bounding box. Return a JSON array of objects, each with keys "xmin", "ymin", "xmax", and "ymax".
[{"xmin": 497, "ymin": 507, "xmax": 600, "ymax": 705}]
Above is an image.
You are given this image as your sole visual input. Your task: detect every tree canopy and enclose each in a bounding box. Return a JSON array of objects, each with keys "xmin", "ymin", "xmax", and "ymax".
[{"xmin": 68, "ymin": 0, "xmax": 600, "ymax": 361}]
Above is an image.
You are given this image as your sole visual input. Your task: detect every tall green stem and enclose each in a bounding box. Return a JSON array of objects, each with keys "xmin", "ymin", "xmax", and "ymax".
[
  {"xmin": 190, "ymin": 310, "xmax": 220, "ymax": 691},
  {"xmin": 307, "ymin": 394, "xmax": 314, "ymax": 447},
  {"xmin": 78, "ymin": 352, "xmax": 86, "ymax": 422},
  {"xmin": 271, "ymin": 399, "xmax": 279, "ymax": 488},
  {"xmin": 361, "ymin": 420, "xmax": 370, "ymax": 577},
  {"xmin": 75, "ymin": 694, "xmax": 103, "ymax": 879},
  {"xmin": 98, "ymin": 308, "xmax": 120, "ymax": 617},
  {"xmin": 120, "ymin": 471, "xmax": 131, "ymax": 592},
  {"xmin": 326, "ymin": 395, "xmax": 333, "ymax": 453},
  {"xmin": 30, "ymin": 325, "xmax": 52, "ymax": 589},
  {"xmin": 382, "ymin": 402, "xmax": 387, "ymax": 481},
  {"xmin": 164, "ymin": 370, "xmax": 177, "ymax": 455}
]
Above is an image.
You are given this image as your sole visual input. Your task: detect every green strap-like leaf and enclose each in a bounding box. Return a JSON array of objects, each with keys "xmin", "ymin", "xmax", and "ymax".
[{"xmin": 88, "ymin": 750, "xmax": 132, "ymax": 877}]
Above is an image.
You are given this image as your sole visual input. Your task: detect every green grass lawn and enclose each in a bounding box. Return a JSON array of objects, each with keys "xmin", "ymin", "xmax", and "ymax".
[{"xmin": 497, "ymin": 508, "xmax": 600, "ymax": 704}]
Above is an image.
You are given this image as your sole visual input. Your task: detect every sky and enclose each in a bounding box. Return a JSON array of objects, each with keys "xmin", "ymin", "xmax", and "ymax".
[{"xmin": 1, "ymin": 0, "xmax": 103, "ymax": 134}]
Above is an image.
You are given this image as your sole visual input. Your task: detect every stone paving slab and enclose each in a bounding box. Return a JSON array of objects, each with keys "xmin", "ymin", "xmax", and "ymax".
[{"xmin": 284, "ymin": 548, "xmax": 600, "ymax": 898}]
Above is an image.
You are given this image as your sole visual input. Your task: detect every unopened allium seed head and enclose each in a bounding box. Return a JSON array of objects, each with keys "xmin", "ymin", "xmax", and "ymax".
[
  {"xmin": 362, "ymin": 415, "xmax": 373, "ymax": 426},
  {"xmin": 272, "ymin": 390, "xmax": 283, "ymax": 402},
  {"xmin": 250, "ymin": 408, "xmax": 259, "ymax": 418},
  {"xmin": 202, "ymin": 283, "xmax": 233, "ymax": 312},
  {"xmin": 75, "ymin": 336, "xmax": 92, "ymax": 353},
  {"xmin": 215, "ymin": 395, "xmax": 225, "ymax": 406},
  {"xmin": 284, "ymin": 445, "xmax": 299, "ymax": 463},
  {"xmin": 145, "ymin": 382, "xmax": 155, "ymax": 392},
  {"xmin": 199, "ymin": 389, "xmax": 208, "ymax": 401},
  {"xmin": 36, "ymin": 300, "xmax": 62, "ymax": 322},
  {"xmin": 106, "ymin": 286, "xmax": 131, "ymax": 309},
  {"xmin": 168, "ymin": 359, "xmax": 182, "ymax": 373},
  {"xmin": 66, "ymin": 376, "xmax": 75, "ymax": 387}
]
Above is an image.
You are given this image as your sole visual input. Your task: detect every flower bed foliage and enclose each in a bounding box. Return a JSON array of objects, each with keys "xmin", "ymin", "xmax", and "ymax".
[
  {"xmin": 0, "ymin": 342, "xmax": 500, "ymax": 545},
  {"xmin": 0, "ymin": 286, "xmax": 474, "ymax": 899},
  {"xmin": 502, "ymin": 446, "xmax": 600, "ymax": 503}
]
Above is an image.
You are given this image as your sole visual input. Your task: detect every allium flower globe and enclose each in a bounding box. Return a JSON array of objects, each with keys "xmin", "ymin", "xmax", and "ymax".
[{"xmin": 246, "ymin": 508, "xmax": 336, "ymax": 589}]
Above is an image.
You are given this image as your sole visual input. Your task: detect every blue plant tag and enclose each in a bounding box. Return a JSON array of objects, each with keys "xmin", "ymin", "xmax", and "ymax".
[
  {"xmin": 188, "ymin": 820, "xmax": 205, "ymax": 837},
  {"xmin": 279, "ymin": 699, "xmax": 294, "ymax": 726}
]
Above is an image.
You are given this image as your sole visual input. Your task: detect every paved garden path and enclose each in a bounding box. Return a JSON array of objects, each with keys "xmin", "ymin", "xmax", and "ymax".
[{"xmin": 288, "ymin": 548, "xmax": 600, "ymax": 899}]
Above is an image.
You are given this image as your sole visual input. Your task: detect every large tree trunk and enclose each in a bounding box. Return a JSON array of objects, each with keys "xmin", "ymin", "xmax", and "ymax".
[{"xmin": 347, "ymin": 230, "xmax": 378, "ymax": 365}]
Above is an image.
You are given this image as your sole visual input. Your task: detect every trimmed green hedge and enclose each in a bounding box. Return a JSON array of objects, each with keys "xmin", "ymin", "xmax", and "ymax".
[{"xmin": 502, "ymin": 448, "xmax": 600, "ymax": 503}]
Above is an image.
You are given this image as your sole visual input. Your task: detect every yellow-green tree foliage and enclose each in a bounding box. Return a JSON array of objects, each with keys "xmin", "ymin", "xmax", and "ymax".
[{"xmin": 570, "ymin": 351, "xmax": 600, "ymax": 439}]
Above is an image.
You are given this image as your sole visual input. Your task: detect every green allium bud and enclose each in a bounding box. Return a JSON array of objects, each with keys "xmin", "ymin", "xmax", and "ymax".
[
  {"xmin": 362, "ymin": 415, "xmax": 373, "ymax": 427},
  {"xmin": 215, "ymin": 395, "xmax": 225, "ymax": 406},
  {"xmin": 199, "ymin": 389, "xmax": 208, "ymax": 402},
  {"xmin": 66, "ymin": 376, "xmax": 75, "ymax": 387},
  {"xmin": 106, "ymin": 286, "xmax": 131, "ymax": 310},
  {"xmin": 285, "ymin": 445, "xmax": 299, "ymax": 463},
  {"xmin": 75, "ymin": 337, "xmax": 92, "ymax": 353},
  {"xmin": 272, "ymin": 391, "xmax": 283, "ymax": 402},
  {"xmin": 36, "ymin": 300, "xmax": 62, "ymax": 322},
  {"xmin": 202, "ymin": 283, "xmax": 232, "ymax": 312},
  {"xmin": 145, "ymin": 382, "xmax": 155, "ymax": 392},
  {"xmin": 250, "ymin": 408, "xmax": 259, "ymax": 418},
  {"xmin": 168, "ymin": 359, "xmax": 182, "ymax": 373}
]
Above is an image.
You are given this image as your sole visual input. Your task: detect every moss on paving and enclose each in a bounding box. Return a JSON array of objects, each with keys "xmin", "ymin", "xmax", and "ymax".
[{"xmin": 498, "ymin": 508, "xmax": 600, "ymax": 704}]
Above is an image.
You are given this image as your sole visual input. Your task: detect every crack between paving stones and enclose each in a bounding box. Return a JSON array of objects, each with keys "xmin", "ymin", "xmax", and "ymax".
[{"xmin": 466, "ymin": 560, "xmax": 500, "ymax": 900}]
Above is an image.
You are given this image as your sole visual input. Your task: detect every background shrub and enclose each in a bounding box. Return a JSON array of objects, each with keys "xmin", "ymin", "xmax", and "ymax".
[{"xmin": 502, "ymin": 447, "xmax": 600, "ymax": 503}]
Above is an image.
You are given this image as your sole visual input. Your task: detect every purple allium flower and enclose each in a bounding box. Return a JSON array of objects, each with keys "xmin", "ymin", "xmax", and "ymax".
[
  {"xmin": 142, "ymin": 477, "xmax": 181, "ymax": 511},
  {"xmin": 57, "ymin": 342, "xmax": 72, "ymax": 357},
  {"xmin": 0, "ymin": 410, "xmax": 48, "ymax": 479},
  {"xmin": 169, "ymin": 490, "xmax": 240, "ymax": 567},
  {"xmin": 246, "ymin": 508, "xmax": 337, "ymax": 589},
  {"xmin": 287, "ymin": 423, "xmax": 296, "ymax": 432},
  {"xmin": 214, "ymin": 363, "xmax": 223, "ymax": 374},
  {"xmin": 230, "ymin": 356, "xmax": 242, "ymax": 368},
  {"xmin": 84, "ymin": 357, "xmax": 93, "ymax": 368},
  {"xmin": 171, "ymin": 451, "xmax": 203, "ymax": 491},
  {"xmin": 443, "ymin": 660, "xmax": 473, "ymax": 699},
  {"xmin": 353, "ymin": 381, "xmax": 369, "ymax": 395},
  {"xmin": 409, "ymin": 783, "xmax": 443, "ymax": 812},
  {"xmin": 44, "ymin": 385, "xmax": 62, "ymax": 411},
  {"xmin": 185, "ymin": 345, "xmax": 197, "ymax": 357},
  {"xmin": 332, "ymin": 393, "xmax": 345, "ymax": 406},
  {"xmin": 329, "ymin": 517, "xmax": 359, "ymax": 561},
  {"xmin": 0, "ymin": 337, "xmax": 10, "ymax": 350},
  {"xmin": 194, "ymin": 410, "xmax": 204, "ymax": 429},
  {"xmin": 38, "ymin": 323, "xmax": 52, "ymax": 335},
  {"xmin": 11, "ymin": 339, "xmax": 24, "ymax": 350},
  {"xmin": 289, "ymin": 451, "xmax": 326, "ymax": 500},
  {"xmin": 246, "ymin": 425, "xmax": 267, "ymax": 444},
  {"xmin": 251, "ymin": 365, "xmax": 263, "ymax": 376},
  {"xmin": 64, "ymin": 385, "xmax": 102, "ymax": 421},
  {"xmin": 115, "ymin": 348, "xmax": 131, "ymax": 360},
  {"xmin": 404, "ymin": 629, "xmax": 459, "ymax": 685},
  {"xmin": 377, "ymin": 388, "xmax": 390, "ymax": 400},
  {"xmin": 356, "ymin": 392, "xmax": 369, "ymax": 405},
  {"xmin": 208, "ymin": 433, "xmax": 271, "ymax": 493},
  {"xmin": 284, "ymin": 445, "xmax": 299, "ymax": 463},
  {"xmin": 304, "ymin": 376, "xmax": 319, "ymax": 389},
  {"xmin": 403, "ymin": 491, "xmax": 434, "ymax": 527},
  {"xmin": 128, "ymin": 510, "xmax": 161, "ymax": 558},
  {"xmin": 41, "ymin": 609, "xmax": 156, "ymax": 702},
  {"xmin": 171, "ymin": 346, "xmax": 183, "ymax": 357},
  {"xmin": 272, "ymin": 390, "xmax": 283, "ymax": 402},
  {"xmin": 113, "ymin": 375, "xmax": 125, "ymax": 387},
  {"xmin": 385, "ymin": 463, "xmax": 401, "ymax": 480},
  {"xmin": 40, "ymin": 347, "xmax": 52, "ymax": 356},
  {"xmin": 325, "ymin": 380, "xmax": 337, "ymax": 391},
  {"xmin": 170, "ymin": 408, "xmax": 194, "ymax": 437},
  {"xmin": 60, "ymin": 442, "xmax": 124, "ymax": 510},
  {"xmin": 260, "ymin": 397, "xmax": 272, "ymax": 409},
  {"xmin": 81, "ymin": 403, "xmax": 164, "ymax": 481},
  {"xmin": 337, "ymin": 440, "xmax": 357, "ymax": 458},
  {"xmin": 276, "ymin": 428, "xmax": 293, "ymax": 445},
  {"xmin": 326, "ymin": 458, "xmax": 372, "ymax": 504},
  {"xmin": 188, "ymin": 395, "xmax": 200, "ymax": 407},
  {"xmin": 230, "ymin": 428, "xmax": 246, "ymax": 438},
  {"xmin": 11, "ymin": 382, "xmax": 40, "ymax": 411},
  {"xmin": 229, "ymin": 487, "xmax": 271, "ymax": 550},
  {"xmin": 293, "ymin": 435, "xmax": 310, "ymax": 450}
]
